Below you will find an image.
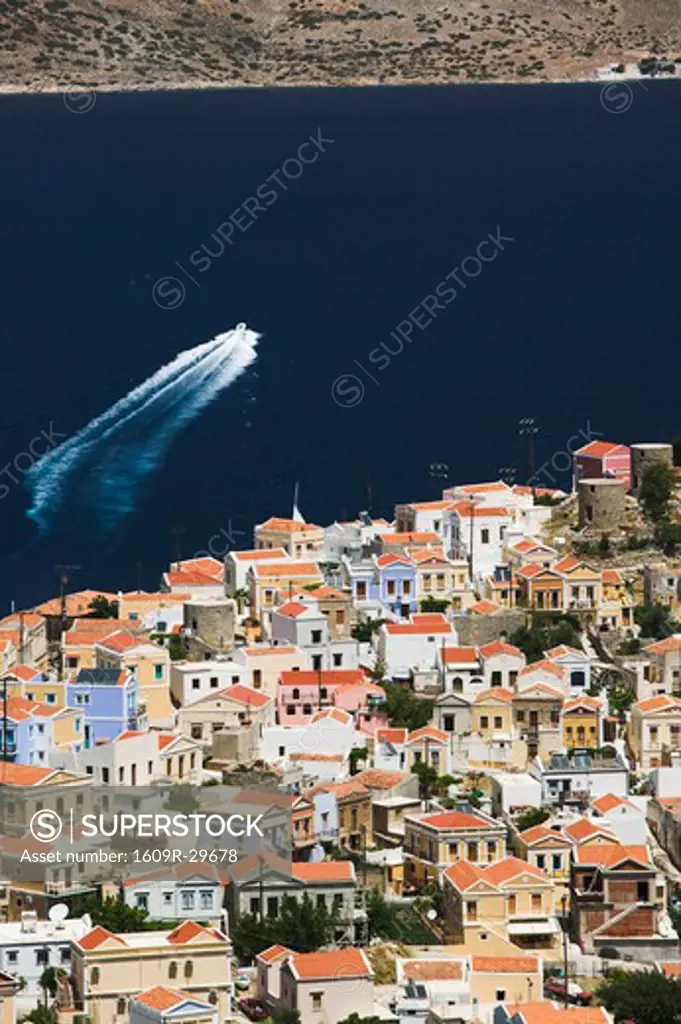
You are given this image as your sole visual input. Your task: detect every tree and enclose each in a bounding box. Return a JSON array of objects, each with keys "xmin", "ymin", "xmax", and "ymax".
[
  {"xmin": 515, "ymin": 807, "xmax": 550, "ymax": 832},
  {"xmin": 339, "ymin": 1014, "xmax": 384, "ymax": 1024},
  {"xmin": 272, "ymin": 1010, "xmax": 301, "ymax": 1024},
  {"xmin": 351, "ymin": 618, "xmax": 386, "ymax": 643},
  {"xmin": 88, "ymin": 595, "xmax": 119, "ymax": 618},
  {"xmin": 233, "ymin": 588, "xmax": 250, "ymax": 614},
  {"xmin": 69, "ymin": 894, "xmax": 149, "ymax": 933},
  {"xmin": 510, "ymin": 614, "xmax": 581, "ymax": 663},
  {"xmin": 635, "ymin": 602, "xmax": 678, "ymax": 640},
  {"xmin": 672, "ymin": 433, "xmax": 681, "ymax": 466},
  {"xmin": 369, "ymin": 655, "xmax": 387, "ymax": 683},
  {"xmin": 655, "ymin": 521, "xmax": 681, "ymax": 555},
  {"xmin": 39, "ymin": 968, "xmax": 59, "ymax": 1006},
  {"xmin": 19, "ymin": 1009, "xmax": 57, "ymax": 1024},
  {"xmin": 639, "ymin": 461, "xmax": 677, "ymax": 519},
  {"xmin": 232, "ymin": 893, "xmax": 337, "ymax": 960},
  {"xmin": 419, "ymin": 597, "xmax": 450, "ymax": 613},
  {"xmin": 608, "ymin": 684, "xmax": 636, "ymax": 717},
  {"xmin": 380, "ymin": 682, "xmax": 433, "ymax": 731},
  {"xmin": 597, "ymin": 969, "xmax": 681, "ymax": 1024},
  {"xmin": 349, "ymin": 747, "xmax": 368, "ymax": 775},
  {"xmin": 598, "ymin": 533, "xmax": 612, "ymax": 556},
  {"xmin": 411, "ymin": 761, "xmax": 438, "ymax": 802}
]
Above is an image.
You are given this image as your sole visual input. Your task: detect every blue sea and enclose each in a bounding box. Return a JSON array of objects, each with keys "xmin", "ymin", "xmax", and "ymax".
[{"xmin": 1, "ymin": 82, "xmax": 680, "ymax": 612}]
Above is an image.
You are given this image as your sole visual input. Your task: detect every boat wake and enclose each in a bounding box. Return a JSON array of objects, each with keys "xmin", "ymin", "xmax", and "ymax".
[{"xmin": 25, "ymin": 324, "xmax": 259, "ymax": 534}]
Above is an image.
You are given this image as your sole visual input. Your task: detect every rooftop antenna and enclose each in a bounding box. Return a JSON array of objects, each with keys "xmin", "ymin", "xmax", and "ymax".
[{"xmin": 519, "ymin": 418, "xmax": 539, "ymax": 500}]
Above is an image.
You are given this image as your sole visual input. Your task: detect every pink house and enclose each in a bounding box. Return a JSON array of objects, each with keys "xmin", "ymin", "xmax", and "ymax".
[
  {"xmin": 574, "ymin": 440, "xmax": 630, "ymax": 490},
  {"xmin": 277, "ymin": 669, "xmax": 388, "ymax": 735}
]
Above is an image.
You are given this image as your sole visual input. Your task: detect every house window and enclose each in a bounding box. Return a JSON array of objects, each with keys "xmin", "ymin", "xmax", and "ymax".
[
  {"xmin": 267, "ymin": 897, "xmax": 278, "ymax": 918},
  {"xmin": 491, "ymin": 671, "xmax": 502, "ymax": 687},
  {"xmin": 191, "ymin": 678, "xmax": 200, "ymax": 690},
  {"xmin": 154, "ymin": 664, "xmax": 164, "ymax": 681},
  {"xmin": 60, "ymin": 947, "xmax": 70, "ymax": 963},
  {"xmin": 495, "ymin": 990, "xmax": 506, "ymax": 1002},
  {"xmin": 253, "ymin": 669, "xmax": 262, "ymax": 689},
  {"xmin": 303, "ymin": 704, "xmax": 313, "ymax": 715},
  {"xmin": 536, "ymin": 854, "xmax": 545, "ymax": 870},
  {"xmin": 169, "ymin": 962, "xmax": 178, "ymax": 980},
  {"xmin": 508, "ymin": 895, "xmax": 516, "ymax": 915},
  {"xmin": 163, "ymin": 892, "xmax": 173, "ymax": 905},
  {"xmin": 531, "ymin": 893, "xmax": 542, "ymax": 912},
  {"xmin": 286, "ymin": 703, "xmax": 295, "ymax": 715},
  {"xmin": 46, "ymin": 693, "xmax": 56, "ymax": 704},
  {"xmin": 91, "ymin": 968, "xmax": 100, "ymax": 985},
  {"xmin": 336, "ymin": 610, "xmax": 345, "ymax": 625},
  {"xmin": 387, "ymin": 581, "xmax": 396, "ymax": 596},
  {"xmin": 552, "ymin": 854, "xmax": 562, "ymax": 871},
  {"xmin": 311, "ymin": 630, "xmax": 322, "ymax": 644},
  {"xmin": 181, "ymin": 891, "xmax": 195, "ymax": 910},
  {"xmin": 481, "ymin": 529, "xmax": 490, "ymax": 544},
  {"xmin": 184, "ymin": 961, "xmax": 193, "ymax": 978},
  {"xmin": 250, "ymin": 898, "xmax": 260, "ymax": 915},
  {"xmin": 480, "ymin": 716, "xmax": 489, "ymax": 729},
  {"xmin": 191, "ymin": 725, "xmax": 203, "ymax": 740},
  {"xmin": 6, "ymin": 952, "xmax": 17, "ymax": 965},
  {"xmin": 333, "ymin": 653, "xmax": 342, "ymax": 667},
  {"xmin": 494, "ymin": 716, "xmax": 503, "ymax": 729},
  {"xmin": 36, "ymin": 948, "xmax": 49, "ymax": 966},
  {"xmin": 356, "ymin": 582, "xmax": 367, "ymax": 599},
  {"xmin": 312, "ymin": 992, "xmax": 323, "ymax": 1011},
  {"xmin": 467, "ymin": 843, "xmax": 478, "ymax": 861},
  {"xmin": 403, "ymin": 580, "xmax": 411, "ymax": 596},
  {"xmin": 117, "ymin": 999, "xmax": 127, "ymax": 1016},
  {"xmin": 516, "ymin": 710, "xmax": 525, "ymax": 722},
  {"xmin": 444, "ymin": 714, "xmax": 455, "ymax": 732},
  {"xmin": 466, "ymin": 901, "xmax": 478, "ymax": 920},
  {"xmin": 135, "ymin": 893, "xmax": 149, "ymax": 911},
  {"xmin": 210, "ymin": 676, "xmax": 219, "ymax": 688},
  {"xmin": 292, "ymin": 688, "xmax": 300, "ymax": 700},
  {"xmin": 637, "ymin": 881, "xmax": 649, "ymax": 902}
]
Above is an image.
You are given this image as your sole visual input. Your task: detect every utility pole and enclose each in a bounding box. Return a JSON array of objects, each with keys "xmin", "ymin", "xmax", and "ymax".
[
  {"xmin": 519, "ymin": 418, "xmax": 539, "ymax": 501},
  {"xmin": 170, "ymin": 526, "xmax": 185, "ymax": 564},
  {"xmin": 2, "ymin": 675, "xmax": 7, "ymax": 763},
  {"xmin": 561, "ymin": 893, "xmax": 570, "ymax": 1009},
  {"xmin": 55, "ymin": 564, "xmax": 80, "ymax": 681},
  {"xmin": 428, "ymin": 462, "xmax": 449, "ymax": 498}
]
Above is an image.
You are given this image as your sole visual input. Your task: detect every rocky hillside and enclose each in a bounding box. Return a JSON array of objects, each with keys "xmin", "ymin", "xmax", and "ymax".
[{"xmin": 1, "ymin": 0, "xmax": 681, "ymax": 91}]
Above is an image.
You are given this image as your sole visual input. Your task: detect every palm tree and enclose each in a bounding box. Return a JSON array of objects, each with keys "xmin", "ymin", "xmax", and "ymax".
[{"xmin": 233, "ymin": 588, "xmax": 250, "ymax": 615}]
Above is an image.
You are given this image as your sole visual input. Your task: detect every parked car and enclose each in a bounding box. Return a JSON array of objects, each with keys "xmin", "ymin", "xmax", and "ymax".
[
  {"xmin": 544, "ymin": 978, "xmax": 593, "ymax": 1006},
  {"xmin": 239, "ymin": 998, "xmax": 269, "ymax": 1021}
]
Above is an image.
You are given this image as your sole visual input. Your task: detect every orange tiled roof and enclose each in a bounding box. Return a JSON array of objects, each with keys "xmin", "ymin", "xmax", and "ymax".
[
  {"xmin": 519, "ymin": 659, "xmax": 564, "ymax": 679},
  {"xmin": 442, "ymin": 646, "xmax": 479, "ymax": 664},
  {"xmin": 479, "ymin": 641, "xmax": 523, "ymax": 658},
  {"xmin": 471, "ymin": 955, "xmax": 539, "ymax": 973},
  {"xmin": 292, "ymin": 862, "xmax": 353, "ymax": 882},
  {"xmin": 574, "ymin": 843, "xmax": 650, "ymax": 868},
  {"xmin": 420, "ymin": 810, "xmax": 492, "ymax": 831},
  {"xmin": 644, "ymin": 635, "xmax": 681, "ymax": 655},
  {"xmin": 376, "ymin": 728, "xmax": 408, "ymax": 745},
  {"xmin": 564, "ymin": 817, "xmax": 614, "ymax": 843},
  {"xmin": 252, "ymin": 562, "xmax": 321, "ymax": 578},
  {"xmin": 403, "ymin": 960, "xmax": 463, "ymax": 981},
  {"xmin": 134, "ymin": 988, "xmax": 195, "ymax": 1011},
  {"xmin": 280, "ymin": 669, "xmax": 365, "ymax": 687},
  {"xmin": 233, "ymin": 548, "xmax": 289, "ymax": 561},
  {"xmin": 407, "ymin": 726, "xmax": 448, "ymax": 743},
  {"xmin": 288, "ymin": 948, "xmax": 371, "ymax": 981},
  {"xmin": 563, "ymin": 695, "xmax": 600, "ymax": 712},
  {"xmin": 385, "ymin": 616, "xmax": 452, "ymax": 636},
  {"xmin": 220, "ymin": 684, "xmax": 272, "ymax": 708},
  {"xmin": 474, "ymin": 687, "xmax": 514, "ymax": 704},
  {"xmin": 380, "ymin": 531, "xmax": 439, "ymax": 544},
  {"xmin": 257, "ymin": 517, "xmax": 321, "ymax": 533},
  {"xmin": 575, "ymin": 440, "xmax": 628, "ymax": 458},
  {"xmin": 78, "ymin": 926, "xmax": 127, "ymax": 951},
  {"xmin": 257, "ymin": 944, "xmax": 292, "ymax": 964},
  {"xmin": 592, "ymin": 793, "xmax": 635, "ymax": 814},
  {"xmin": 167, "ymin": 921, "xmax": 221, "ymax": 944},
  {"xmin": 0, "ymin": 763, "xmax": 61, "ymax": 787},
  {"xmin": 636, "ymin": 694, "xmax": 681, "ymax": 714},
  {"xmin": 354, "ymin": 769, "xmax": 407, "ymax": 790},
  {"xmin": 470, "ymin": 600, "xmax": 502, "ymax": 615}
]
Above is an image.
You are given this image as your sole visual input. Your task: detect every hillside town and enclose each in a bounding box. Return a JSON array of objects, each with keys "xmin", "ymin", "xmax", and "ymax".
[{"xmin": 3, "ymin": 437, "xmax": 681, "ymax": 1024}]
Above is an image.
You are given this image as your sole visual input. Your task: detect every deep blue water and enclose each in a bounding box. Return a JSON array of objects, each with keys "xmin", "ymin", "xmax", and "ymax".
[{"xmin": 1, "ymin": 82, "xmax": 680, "ymax": 612}]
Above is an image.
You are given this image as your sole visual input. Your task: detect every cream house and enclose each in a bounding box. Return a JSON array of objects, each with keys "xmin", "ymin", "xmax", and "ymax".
[
  {"xmin": 71, "ymin": 921, "xmax": 231, "ymax": 1024},
  {"xmin": 279, "ymin": 948, "xmax": 373, "ymax": 1024},
  {"xmin": 96, "ymin": 632, "xmax": 173, "ymax": 727},
  {"xmin": 254, "ymin": 517, "xmax": 325, "ymax": 559},
  {"xmin": 629, "ymin": 694, "xmax": 681, "ymax": 770},
  {"xmin": 404, "ymin": 808, "xmax": 507, "ymax": 888},
  {"xmin": 177, "ymin": 685, "xmax": 274, "ymax": 759},
  {"xmin": 129, "ymin": 986, "xmax": 218, "ymax": 1024},
  {"xmin": 443, "ymin": 856, "xmax": 559, "ymax": 950},
  {"xmin": 231, "ymin": 645, "xmax": 305, "ymax": 697}
]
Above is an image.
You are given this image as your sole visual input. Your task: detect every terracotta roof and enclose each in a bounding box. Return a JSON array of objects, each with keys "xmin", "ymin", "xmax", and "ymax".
[
  {"xmin": 659, "ymin": 962, "xmax": 681, "ymax": 977},
  {"xmin": 469, "ymin": 600, "xmax": 502, "ymax": 616},
  {"xmin": 166, "ymin": 921, "xmax": 222, "ymax": 945},
  {"xmin": 420, "ymin": 810, "xmax": 493, "ymax": 831},
  {"xmin": 483, "ymin": 856, "xmax": 549, "ymax": 886},
  {"xmin": 563, "ymin": 696, "xmax": 600, "ymax": 712},
  {"xmin": 0, "ymin": 763, "xmax": 62, "ymax": 787},
  {"xmin": 34, "ymin": 590, "xmax": 118, "ymax": 617},
  {"xmin": 78, "ymin": 926, "xmax": 127, "ymax": 951},
  {"xmin": 545, "ymin": 645, "xmax": 586, "ymax": 659},
  {"xmin": 479, "ymin": 641, "xmax": 523, "ymax": 659},
  {"xmin": 252, "ymin": 562, "xmax": 321, "ymax": 578},
  {"xmin": 166, "ymin": 569, "xmax": 221, "ymax": 586},
  {"xmin": 354, "ymin": 769, "xmax": 407, "ymax": 790},
  {"xmin": 403, "ymin": 960, "xmax": 464, "ymax": 981},
  {"xmin": 519, "ymin": 659, "xmax": 564, "ymax": 679},
  {"xmin": 287, "ymin": 948, "xmax": 372, "ymax": 981},
  {"xmin": 574, "ymin": 440, "xmax": 628, "ymax": 458},
  {"xmin": 474, "ymin": 687, "xmax": 514, "ymax": 704},
  {"xmin": 133, "ymin": 988, "xmax": 196, "ymax": 1012},
  {"xmin": 257, "ymin": 517, "xmax": 321, "ymax": 533},
  {"xmin": 310, "ymin": 708, "xmax": 352, "ymax": 725},
  {"xmin": 574, "ymin": 843, "xmax": 651, "ymax": 868},
  {"xmin": 244, "ymin": 645, "xmax": 299, "ymax": 656},
  {"xmin": 233, "ymin": 548, "xmax": 289, "ymax": 561},
  {"xmin": 385, "ymin": 617, "xmax": 452, "ymax": 636},
  {"xmin": 376, "ymin": 553, "xmax": 413, "ymax": 568},
  {"xmin": 513, "ymin": 1005, "xmax": 610, "ymax": 1024},
  {"xmin": 407, "ymin": 726, "xmax": 448, "ymax": 744},
  {"xmin": 380, "ymin": 531, "xmax": 439, "ymax": 544},
  {"xmin": 292, "ymin": 862, "xmax": 353, "ymax": 882},
  {"xmin": 408, "ymin": 500, "xmax": 456, "ymax": 511},
  {"xmin": 520, "ymin": 824, "xmax": 570, "ymax": 846},
  {"xmin": 644, "ymin": 635, "xmax": 681, "ymax": 655},
  {"xmin": 171, "ymin": 556, "xmax": 224, "ymax": 581},
  {"xmin": 280, "ymin": 669, "xmax": 365, "ymax": 687},
  {"xmin": 257, "ymin": 944, "xmax": 292, "ymax": 964},
  {"xmin": 275, "ymin": 601, "xmax": 310, "ymax": 619},
  {"xmin": 220, "ymin": 684, "xmax": 272, "ymax": 708},
  {"xmin": 97, "ymin": 630, "xmax": 156, "ymax": 654},
  {"xmin": 564, "ymin": 817, "xmax": 614, "ymax": 843},
  {"xmin": 592, "ymin": 793, "xmax": 635, "ymax": 814},
  {"xmin": 636, "ymin": 694, "xmax": 681, "ymax": 714},
  {"xmin": 602, "ymin": 569, "xmax": 624, "ymax": 585},
  {"xmin": 471, "ymin": 955, "xmax": 539, "ymax": 973},
  {"xmin": 442, "ymin": 646, "xmax": 479, "ymax": 664},
  {"xmin": 376, "ymin": 727, "xmax": 408, "ymax": 745},
  {"xmin": 453, "ymin": 502, "xmax": 510, "ymax": 518}
]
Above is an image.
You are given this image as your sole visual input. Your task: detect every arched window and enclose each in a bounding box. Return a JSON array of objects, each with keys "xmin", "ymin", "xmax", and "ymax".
[
  {"xmin": 208, "ymin": 992, "xmax": 218, "ymax": 1005},
  {"xmin": 184, "ymin": 960, "xmax": 193, "ymax": 978},
  {"xmin": 169, "ymin": 961, "xmax": 178, "ymax": 980},
  {"xmin": 117, "ymin": 999, "xmax": 126, "ymax": 1016}
]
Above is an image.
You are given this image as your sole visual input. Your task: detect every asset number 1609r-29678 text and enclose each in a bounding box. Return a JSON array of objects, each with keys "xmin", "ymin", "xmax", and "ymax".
[{"xmin": 132, "ymin": 849, "xmax": 239, "ymax": 863}]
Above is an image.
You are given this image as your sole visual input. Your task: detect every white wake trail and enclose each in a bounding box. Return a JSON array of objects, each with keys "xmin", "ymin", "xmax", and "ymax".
[{"xmin": 26, "ymin": 324, "xmax": 259, "ymax": 533}]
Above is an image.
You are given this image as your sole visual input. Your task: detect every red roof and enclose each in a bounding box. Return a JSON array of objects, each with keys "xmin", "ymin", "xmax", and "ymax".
[
  {"xmin": 220, "ymin": 684, "xmax": 271, "ymax": 708},
  {"xmin": 442, "ymin": 646, "xmax": 479, "ymax": 664},
  {"xmin": 480, "ymin": 641, "xmax": 523, "ymax": 659},
  {"xmin": 279, "ymin": 669, "xmax": 365, "ymax": 687},
  {"xmin": 78, "ymin": 926, "xmax": 127, "ymax": 951},
  {"xmin": 420, "ymin": 810, "xmax": 492, "ymax": 831},
  {"xmin": 288, "ymin": 948, "xmax": 371, "ymax": 981},
  {"xmin": 575, "ymin": 440, "xmax": 629, "ymax": 459}
]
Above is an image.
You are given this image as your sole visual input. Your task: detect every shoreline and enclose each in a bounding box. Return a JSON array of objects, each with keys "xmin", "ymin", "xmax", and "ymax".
[{"xmin": 2, "ymin": 70, "xmax": 681, "ymax": 97}]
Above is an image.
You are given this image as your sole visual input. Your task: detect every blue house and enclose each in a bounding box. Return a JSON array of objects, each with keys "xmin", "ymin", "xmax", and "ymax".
[
  {"xmin": 66, "ymin": 668, "xmax": 138, "ymax": 748},
  {"xmin": 375, "ymin": 553, "xmax": 418, "ymax": 619}
]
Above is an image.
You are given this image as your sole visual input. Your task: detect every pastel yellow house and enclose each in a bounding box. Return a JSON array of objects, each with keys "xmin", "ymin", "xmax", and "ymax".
[
  {"xmin": 470, "ymin": 955, "xmax": 543, "ymax": 1007},
  {"xmin": 71, "ymin": 921, "xmax": 231, "ymax": 1024},
  {"xmin": 473, "ymin": 688, "xmax": 514, "ymax": 736},
  {"xmin": 63, "ymin": 619, "xmax": 130, "ymax": 673},
  {"xmin": 561, "ymin": 695, "xmax": 602, "ymax": 750},
  {"xmin": 0, "ymin": 970, "xmax": 21, "ymax": 1024},
  {"xmin": 629, "ymin": 694, "xmax": 681, "ymax": 769},
  {"xmin": 254, "ymin": 517, "xmax": 325, "ymax": 558},
  {"xmin": 404, "ymin": 808, "xmax": 507, "ymax": 888},
  {"xmin": 233, "ymin": 645, "xmax": 305, "ymax": 697},
  {"xmin": 2, "ymin": 666, "xmax": 66, "ymax": 705},
  {"xmin": 443, "ymin": 856, "xmax": 559, "ymax": 950},
  {"xmin": 247, "ymin": 562, "xmax": 324, "ymax": 617},
  {"xmin": 599, "ymin": 568, "xmax": 634, "ymax": 632},
  {"xmin": 515, "ymin": 823, "xmax": 572, "ymax": 898},
  {"xmin": 96, "ymin": 632, "xmax": 173, "ymax": 727}
]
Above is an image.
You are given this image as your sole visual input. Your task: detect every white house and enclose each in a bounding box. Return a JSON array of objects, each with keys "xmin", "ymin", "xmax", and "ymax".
[
  {"xmin": 0, "ymin": 912, "xmax": 90, "ymax": 1003},
  {"xmin": 270, "ymin": 601, "xmax": 359, "ymax": 672},
  {"xmin": 224, "ymin": 548, "xmax": 290, "ymax": 596},
  {"xmin": 479, "ymin": 642, "xmax": 526, "ymax": 689},
  {"xmin": 377, "ymin": 614, "xmax": 454, "ymax": 678},
  {"xmin": 124, "ymin": 864, "xmax": 228, "ymax": 921},
  {"xmin": 545, "ymin": 645, "xmax": 592, "ymax": 694},
  {"xmin": 50, "ymin": 728, "xmax": 161, "ymax": 786},
  {"xmin": 439, "ymin": 646, "xmax": 484, "ymax": 699},
  {"xmin": 373, "ymin": 727, "xmax": 409, "ymax": 772},
  {"xmin": 590, "ymin": 793, "xmax": 648, "ymax": 845},
  {"xmin": 449, "ymin": 501, "xmax": 512, "ymax": 581},
  {"xmin": 260, "ymin": 708, "xmax": 359, "ymax": 779},
  {"xmin": 169, "ymin": 660, "xmax": 245, "ymax": 707},
  {"xmin": 490, "ymin": 772, "xmax": 542, "ymax": 816}
]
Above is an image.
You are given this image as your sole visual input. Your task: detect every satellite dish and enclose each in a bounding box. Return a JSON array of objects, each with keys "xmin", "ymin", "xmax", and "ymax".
[
  {"xmin": 426, "ymin": 908, "xmax": 438, "ymax": 921},
  {"xmin": 49, "ymin": 904, "xmax": 69, "ymax": 923}
]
